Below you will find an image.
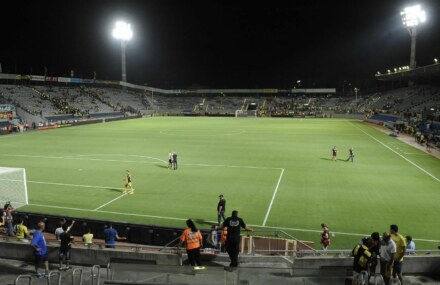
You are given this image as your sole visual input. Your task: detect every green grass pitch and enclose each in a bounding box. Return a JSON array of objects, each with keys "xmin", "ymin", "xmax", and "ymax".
[{"xmin": 1, "ymin": 117, "xmax": 439, "ymax": 249}]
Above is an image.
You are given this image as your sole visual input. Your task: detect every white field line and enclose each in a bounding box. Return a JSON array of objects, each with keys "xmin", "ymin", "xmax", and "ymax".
[
  {"xmin": 0, "ymin": 178, "xmax": 117, "ymax": 190},
  {"xmin": 352, "ymin": 123, "xmax": 440, "ymax": 183},
  {"xmin": 0, "ymin": 153, "xmax": 282, "ymax": 170},
  {"xmin": 94, "ymin": 193, "xmax": 127, "ymax": 211},
  {"xmin": 182, "ymin": 163, "xmax": 282, "ymax": 170},
  {"xmin": 159, "ymin": 129, "xmax": 246, "ymax": 136},
  {"xmin": 262, "ymin": 168, "xmax": 285, "ymax": 226},
  {"xmin": 0, "ymin": 154, "xmax": 162, "ymax": 166},
  {"xmin": 28, "ymin": 203, "xmax": 187, "ymax": 222},
  {"xmin": 1, "ymin": 153, "xmax": 283, "ymax": 211},
  {"xmin": 24, "ymin": 203, "xmax": 440, "ymax": 243}
]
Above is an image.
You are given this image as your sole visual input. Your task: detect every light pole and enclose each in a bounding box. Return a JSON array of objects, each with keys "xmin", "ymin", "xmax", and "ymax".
[
  {"xmin": 354, "ymin": 88, "xmax": 359, "ymax": 107},
  {"xmin": 400, "ymin": 5, "xmax": 426, "ymax": 70},
  {"xmin": 112, "ymin": 21, "xmax": 133, "ymax": 82}
]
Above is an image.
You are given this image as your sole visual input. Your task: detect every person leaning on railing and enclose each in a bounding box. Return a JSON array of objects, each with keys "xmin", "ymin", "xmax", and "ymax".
[{"xmin": 104, "ymin": 223, "xmax": 126, "ymax": 248}]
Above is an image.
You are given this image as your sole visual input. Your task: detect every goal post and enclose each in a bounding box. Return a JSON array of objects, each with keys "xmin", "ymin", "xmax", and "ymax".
[
  {"xmin": 235, "ymin": 110, "xmax": 257, "ymax": 118},
  {"xmin": 0, "ymin": 167, "xmax": 28, "ymax": 208}
]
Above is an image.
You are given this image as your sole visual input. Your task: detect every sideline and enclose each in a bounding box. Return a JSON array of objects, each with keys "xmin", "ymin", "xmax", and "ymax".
[
  {"xmin": 24, "ymin": 203, "xmax": 440, "ymax": 243},
  {"xmin": 352, "ymin": 123, "xmax": 440, "ymax": 183}
]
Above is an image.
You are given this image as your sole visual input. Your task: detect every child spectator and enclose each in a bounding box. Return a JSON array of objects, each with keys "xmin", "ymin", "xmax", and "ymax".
[{"xmin": 15, "ymin": 218, "xmax": 30, "ymax": 242}]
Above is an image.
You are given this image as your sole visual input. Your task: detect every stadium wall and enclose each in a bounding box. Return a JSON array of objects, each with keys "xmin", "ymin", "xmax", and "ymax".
[{"xmin": 0, "ymin": 240, "xmax": 439, "ymax": 277}]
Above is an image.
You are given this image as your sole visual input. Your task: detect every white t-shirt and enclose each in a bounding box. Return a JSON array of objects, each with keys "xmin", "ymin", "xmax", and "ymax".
[
  {"xmin": 380, "ymin": 239, "xmax": 396, "ymax": 262},
  {"xmin": 55, "ymin": 227, "xmax": 64, "ymax": 240},
  {"xmin": 55, "ymin": 225, "xmax": 72, "ymax": 240}
]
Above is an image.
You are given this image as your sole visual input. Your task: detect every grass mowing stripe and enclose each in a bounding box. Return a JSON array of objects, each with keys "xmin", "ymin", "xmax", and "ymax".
[
  {"xmin": 351, "ymin": 123, "xmax": 440, "ymax": 183},
  {"xmin": 262, "ymin": 168, "xmax": 285, "ymax": 226},
  {"xmin": 0, "ymin": 154, "xmax": 282, "ymax": 170},
  {"xmin": 28, "ymin": 203, "xmax": 188, "ymax": 221}
]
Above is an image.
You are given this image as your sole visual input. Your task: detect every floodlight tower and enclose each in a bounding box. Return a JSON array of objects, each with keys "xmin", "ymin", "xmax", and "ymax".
[
  {"xmin": 400, "ymin": 5, "xmax": 426, "ymax": 70},
  {"xmin": 112, "ymin": 21, "xmax": 133, "ymax": 82}
]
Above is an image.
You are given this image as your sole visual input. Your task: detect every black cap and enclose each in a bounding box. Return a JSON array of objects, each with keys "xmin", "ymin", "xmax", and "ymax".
[{"xmin": 219, "ymin": 194, "xmax": 224, "ymax": 198}]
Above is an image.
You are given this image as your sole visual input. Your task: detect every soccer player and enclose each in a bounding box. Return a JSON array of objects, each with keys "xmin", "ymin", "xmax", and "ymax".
[
  {"xmin": 123, "ymin": 170, "xmax": 134, "ymax": 194},
  {"xmin": 347, "ymin": 147, "xmax": 354, "ymax": 162},
  {"xmin": 331, "ymin": 146, "xmax": 337, "ymax": 161}
]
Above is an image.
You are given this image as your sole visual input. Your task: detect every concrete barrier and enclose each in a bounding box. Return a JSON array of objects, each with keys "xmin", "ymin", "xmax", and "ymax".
[{"xmin": 1, "ymin": 240, "xmax": 439, "ymax": 277}]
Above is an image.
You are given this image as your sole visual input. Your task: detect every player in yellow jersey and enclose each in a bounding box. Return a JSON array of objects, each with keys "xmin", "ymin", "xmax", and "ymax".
[{"xmin": 123, "ymin": 170, "xmax": 134, "ymax": 194}]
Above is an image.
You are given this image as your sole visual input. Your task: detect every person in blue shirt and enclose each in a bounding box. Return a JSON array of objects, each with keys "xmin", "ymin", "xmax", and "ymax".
[
  {"xmin": 31, "ymin": 222, "xmax": 49, "ymax": 278},
  {"xmin": 104, "ymin": 224, "xmax": 126, "ymax": 248}
]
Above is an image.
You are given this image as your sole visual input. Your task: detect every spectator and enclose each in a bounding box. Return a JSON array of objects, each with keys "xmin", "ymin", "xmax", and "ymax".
[
  {"xmin": 406, "ymin": 236, "xmax": 415, "ymax": 255},
  {"xmin": 3, "ymin": 202, "xmax": 15, "ymax": 236},
  {"xmin": 31, "ymin": 222, "xmax": 49, "ymax": 278},
  {"xmin": 380, "ymin": 232, "xmax": 396, "ymax": 285},
  {"xmin": 104, "ymin": 223, "xmax": 126, "ymax": 248},
  {"xmin": 15, "ymin": 218, "xmax": 30, "ymax": 242},
  {"xmin": 59, "ymin": 223, "xmax": 74, "ymax": 270},
  {"xmin": 179, "ymin": 219, "xmax": 204, "ymax": 270},
  {"xmin": 82, "ymin": 228, "xmax": 94, "ymax": 246},
  {"xmin": 352, "ymin": 237, "xmax": 373, "ymax": 285},
  {"xmin": 368, "ymin": 232, "xmax": 381, "ymax": 279},
  {"xmin": 55, "ymin": 220, "xmax": 75, "ymax": 241},
  {"xmin": 220, "ymin": 227, "xmax": 228, "ymax": 253},
  {"xmin": 390, "ymin": 224, "xmax": 406, "ymax": 284},
  {"xmin": 220, "ymin": 210, "xmax": 254, "ymax": 270},
  {"xmin": 320, "ymin": 223, "xmax": 331, "ymax": 252},
  {"xmin": 206, "ymin": 224, "xmax": 219, "ymax": 250}
]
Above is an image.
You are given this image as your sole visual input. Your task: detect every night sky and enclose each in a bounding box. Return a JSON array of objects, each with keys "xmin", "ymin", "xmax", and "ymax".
[{"xmin": 1, "ymin": 0, "xmax": 439, "ymax": 89}]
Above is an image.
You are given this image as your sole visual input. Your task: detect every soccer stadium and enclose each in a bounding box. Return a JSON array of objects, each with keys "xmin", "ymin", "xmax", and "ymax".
[{"xmin": 1, "ymin": 2, "xmax": 440, "ymax": 285}]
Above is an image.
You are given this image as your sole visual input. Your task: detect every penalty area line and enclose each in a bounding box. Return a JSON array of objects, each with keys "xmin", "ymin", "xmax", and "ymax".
[
  {"xmin": 262, "ymin": 168, "xmax": 284, "ymax": 226},
  {"xmin": 93, "ymin": 193, "xmax": 128, "ymax": 211}
]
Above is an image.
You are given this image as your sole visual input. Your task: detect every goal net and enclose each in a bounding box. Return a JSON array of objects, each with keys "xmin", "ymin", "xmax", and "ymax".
[
  {"xmin": 235, "ymin": 110, "xmax": 257, "ymax": 118},
  {"xmin": 0, "ymin": 167, "xmax": 28, "ymax": 208}
]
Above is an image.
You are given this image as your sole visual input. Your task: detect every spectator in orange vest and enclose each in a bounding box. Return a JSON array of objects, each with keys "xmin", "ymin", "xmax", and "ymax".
[
  {"xmin": 180, "ymin": 219, "xmax": 205, "ymax": 270},
  {"xmin": 220, "ymin": 227, "xmax": 228, "ymax": 252}
]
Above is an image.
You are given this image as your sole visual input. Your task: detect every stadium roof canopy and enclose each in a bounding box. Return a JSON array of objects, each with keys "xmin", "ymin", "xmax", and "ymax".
[{"xmin": 375, "ymin": 63, "xmax": 440, "ymax": 82}]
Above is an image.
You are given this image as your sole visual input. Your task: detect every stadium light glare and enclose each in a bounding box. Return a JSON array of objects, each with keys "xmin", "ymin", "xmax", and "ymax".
[
  {"xmin": 435, "ymin": 58, "xmax": 438, "ymax": 64},
  {"xmin": 401, "ymin": 5, "xmax": 426, "ymax": 69},
  {"xmin": 401, "ymin": 5, "xmax": 426, "ymax": 27},
  {"xmin": 394, "ymin": 68, "xmax": 397, "ymax": 72},
  {"xmin": 113, "ymin": 21, "xmax": 133, "ymax": 41},
  {"xmin": 112, "ymin": 21, "xmax": 133, "ymax": 82}
]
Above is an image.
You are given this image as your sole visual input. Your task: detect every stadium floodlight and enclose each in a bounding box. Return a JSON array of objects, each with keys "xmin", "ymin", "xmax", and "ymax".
[
  {"xmin": 113, "ymin": 21, "xmax": 133, "ymax": 82},
  {"xmin": 435, "ymin": 58, "xmax": 438, "ymax": 64},
  {"xmin": 387, "ymin": 69, "xmax": 391, "ymax": 74},
  {"xmin": 401, "ymin": 5, "xmax": 426, "ymax": 69}
]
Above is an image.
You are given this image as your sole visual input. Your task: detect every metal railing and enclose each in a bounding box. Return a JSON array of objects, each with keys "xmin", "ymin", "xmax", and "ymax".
[
  {"xmin": 14, "ymin": 274, "xmax": 33, "ymax": 285},
  {"xmin": 46, "ymin": 271, "xmax": 61, "ymax": 285},
  {"xmin": 91, "ymin": 265, "xmax": 101, "ymax": 285},
  {"xmin": 72, "ymin": 268, "xmax": 84, "ymax": 285},
  {"xmin": 243, "ymin": 229, "xmax": 318, "ymax": 255}
]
